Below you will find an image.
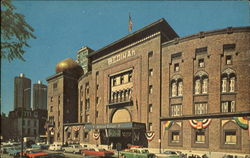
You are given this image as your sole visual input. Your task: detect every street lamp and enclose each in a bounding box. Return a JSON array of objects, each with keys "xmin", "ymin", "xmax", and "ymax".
[{"xmin": 21, "ymin": 87, "xmax": 31, "ymax": 158}]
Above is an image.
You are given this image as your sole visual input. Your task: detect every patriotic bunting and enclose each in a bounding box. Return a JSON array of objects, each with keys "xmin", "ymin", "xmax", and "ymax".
[
  {"xmin": 93, "ymin": 131, "xmax": 100, "ymax": 140},
  {"xmin": 145, "ymin": 131, "xmax": 155, "ymax": 142},
  {"xmin": 189, "ymin": 119, "xmax": 211, "ymax": 129},
  {"xmin": 72, "ymin": 126, "xmax": 81, "ymax": 132},
  {"xmin": 163, "ymin": 120, "xmax": 173, "ymax": 130},
  {"xmin": 233, "ymin": 117, "xmax": 249, "ymax": 130}
]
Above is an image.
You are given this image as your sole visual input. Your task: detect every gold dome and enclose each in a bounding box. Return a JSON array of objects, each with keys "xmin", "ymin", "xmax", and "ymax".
[{"xmin": 55, "ymin": 58, "xmax": 83, "ymax": 75}]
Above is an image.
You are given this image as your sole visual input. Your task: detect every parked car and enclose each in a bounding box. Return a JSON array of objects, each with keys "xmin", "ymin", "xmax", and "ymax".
[
  {"xmin": 120, "ymin": 148, "xmax": 155, "ymax": 158},
  {"xmin": 1, "ymin": 144, "xmax": 13, "ymax": 153},
  {"xmin": 63, "ymin": 144, "xmax": 83, "ymax": 153},
  {"xmin": 48, "ymin": 144, "xmax": 63, "ymax": 151},
  {"xmin": 31, "ymin": 144, "xmax": 49, "ymax": 150},
  {"xmin": 155, "ymin": 150, "xmax": 181, "ymax": 158},
  {"xmin": 22, "ymin": 150, "xmax": 48, "ymax": 158},
  {"xmin": 7, "ymin": 147, "xmax": 22, "ymax": 156},
  {"xmin": 80, "ymin": 148, "xmax": 114, "ymax": 157},
  {"xmin": 35, "ymin": 153, "xmax": 66, "ymax": 158}
]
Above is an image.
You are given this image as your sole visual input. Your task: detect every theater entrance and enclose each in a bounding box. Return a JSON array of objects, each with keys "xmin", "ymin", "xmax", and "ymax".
[{"xmin": 88, "ymin": 122, "xmax": 147, "ymax": 149}]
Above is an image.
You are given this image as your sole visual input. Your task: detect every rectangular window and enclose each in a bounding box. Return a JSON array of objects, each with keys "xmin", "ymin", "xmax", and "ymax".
[
  {"xmin": 198, "ymin": 58, "xmax": 205, "ymax": 68},
  {"xmin": 84, "ymin": 132, "xmax": 89, "ymax": 139},
  {"xmin": 194, "ymin": 103, "xmax": 208, "ymax": 115},
  {"xmin": 96, "ymin": 84, "xmax": 99, "ymax": 90},
  {"xmin": 50, "ymin": 97, "xmax": 53, "ymax": 102},
  {"xmin": 149, "ymin": 68, "xmax": 153, "ymax": 77},
  {"xmin": 171, "ymin": 131, "xmax": 180, "ymax": 143},
  {"xmin": 50, "ymin": 106, "xmax": 53, "ymax": 112},
  {"xmin": 27, "ymin": 128, "xmax": 30, "ymax": 135},
  {"xmin": 226, "ymin": 55, "xmax": 232, "ymax": 65},
  {"xmin": 120, "ymin": 76, "xmax": 124, "ymax": 84},
  {"xmin": 149, "ymin": 123, "xmax": 153, "ymax": 131},
  {"xmin": 28, "ymin": 120, "xmax": 30, "ymax": 126},
  {"xmin": 149, "ymin": 85, "xmax": 153, "ymax": 94},
  {"xmin": 86, "ymin": 115, "xmax": 90, "ymax": 123},
  {"xmin": 23, "ymin": 120, "xmax": 25, "ymax": 125},
  {"xmin": 80, "ymin": 101, "xmax": 83, "ymax": 112},
  {"xmin": 149, "ymin": 104, "xmax": 153, "ymax": 113},
  {"xmin": 113, "ymin": 78, "xmax": 117, "ymax": 86},
  {"xmin": 170, "ymin": 104, "xmax": 182, "ymax": 117},
  {"xmin": 195, "ymin": 131, "xmax": 205, "ymax": 143},
  {"xmin": 34, "ymin": 129, "xmax": 37, "ymax": 135},
  {"xmin": 53, "ymin": 83, "xmax": 57, "ymax": 89},
  {"xmin": 174, "ymin": 63, "xmax": 180, "ymax": 72},
  {"xmin": 221, "ymin": 101, "xmax": 235, "ymax": 113},
  {"xmin": 225, "ymin": 131, "xmax": 236, "ymax": 144},
  {"xmin": 34, "ymin": 120, "xmax": 36, "ymax": 127}
]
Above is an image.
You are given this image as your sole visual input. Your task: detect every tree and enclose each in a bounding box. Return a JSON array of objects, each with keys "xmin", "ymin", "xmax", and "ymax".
[{"xmin": 1, "ymin": 0, "xmax": 36, "ymax": 62}]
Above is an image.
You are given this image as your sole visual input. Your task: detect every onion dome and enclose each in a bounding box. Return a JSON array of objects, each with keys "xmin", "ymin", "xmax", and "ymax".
[{"xmin": 55, "ymin": 58, "xmax": 83, "ymax": 76}]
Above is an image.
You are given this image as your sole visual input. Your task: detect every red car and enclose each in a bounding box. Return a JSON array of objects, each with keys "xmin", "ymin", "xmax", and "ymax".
[
  {"xmin": 21, "ymin": 150, "xmax": 48, "ymax": 158},
  {"xmin": 80, "ymin": 148, "xmax": 114, "ymax": 157}
]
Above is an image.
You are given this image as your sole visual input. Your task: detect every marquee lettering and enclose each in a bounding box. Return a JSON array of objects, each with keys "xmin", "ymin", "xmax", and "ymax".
[{"xmin": 108, "ymin": 50, "xmax": 136, "ymax": 65}]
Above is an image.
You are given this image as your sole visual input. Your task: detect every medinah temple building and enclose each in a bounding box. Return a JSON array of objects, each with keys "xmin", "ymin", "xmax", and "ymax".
[{"xmin": 46, "ymin": 18, "xmax": 250, "ymax": 155}]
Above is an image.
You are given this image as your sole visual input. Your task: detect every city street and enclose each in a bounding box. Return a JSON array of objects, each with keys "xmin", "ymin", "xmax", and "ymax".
[{"xmin": 0, "ymin": 150, "xmax": 85, "ymax": 158}]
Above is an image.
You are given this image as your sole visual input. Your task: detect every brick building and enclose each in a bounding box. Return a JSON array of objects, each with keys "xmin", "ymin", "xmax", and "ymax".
[{"xmin": 46, "ymin": 19, "xmax": 250, "ymax": 154}]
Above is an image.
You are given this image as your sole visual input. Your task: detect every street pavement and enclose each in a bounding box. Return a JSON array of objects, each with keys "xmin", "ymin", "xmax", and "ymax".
[{"xmin": 0, "ymin": 150, "xmax": 84, "ymax": 158}]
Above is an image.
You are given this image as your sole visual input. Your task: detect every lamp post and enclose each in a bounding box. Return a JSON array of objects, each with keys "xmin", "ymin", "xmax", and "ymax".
[{"xmin": 21, "ymin": 87, "xmax": 31, "ymax": 158}]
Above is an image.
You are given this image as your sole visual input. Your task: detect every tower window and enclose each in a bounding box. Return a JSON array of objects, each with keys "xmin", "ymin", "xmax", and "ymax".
[
  {"xmin": 226, "ymin": 55, "xmax": 232, "ymax": 65},
  {"xmin": 174, "ymin": 63, "xmax": 180, "ymax": 72},
  {"xmin": 198, "ymin": 58, "xmax": 205, "ymax": 68}
]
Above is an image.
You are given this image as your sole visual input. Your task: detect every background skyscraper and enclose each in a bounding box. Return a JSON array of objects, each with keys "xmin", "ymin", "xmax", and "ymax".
[
  {"xmin": 14, "ymin": 73, "xmax": 31, "ymax": 110},
  {"xmin": 33, "ymin": 80, "xmax": 47, "ymax": 110}
]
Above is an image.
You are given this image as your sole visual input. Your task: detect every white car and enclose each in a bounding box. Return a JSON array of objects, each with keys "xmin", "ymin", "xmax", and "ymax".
[
  {"xmin": 48, "ymin": 144, "xmax": 62, "ymax": 151},
  {"xmin": 63, "ymin": 144, "xmax": 82, "ymax": 153}
]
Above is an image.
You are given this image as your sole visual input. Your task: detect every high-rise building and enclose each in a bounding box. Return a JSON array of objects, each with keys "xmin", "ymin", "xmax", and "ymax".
[
  {"xmin": 14, "ymin": 73, "xmax": 31, "ymax": 110},
  {"xmin": 33, "ymin": 80, "xmax": 47, "ymax": 110}
]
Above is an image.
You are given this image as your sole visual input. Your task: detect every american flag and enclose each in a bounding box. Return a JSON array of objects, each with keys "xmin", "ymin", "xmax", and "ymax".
[{"xmin": 128, "ymin": 13, "xmax": 132, "ymax": 32}]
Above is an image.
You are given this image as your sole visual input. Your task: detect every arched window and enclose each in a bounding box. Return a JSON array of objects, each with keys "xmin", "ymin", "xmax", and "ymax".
[
  {"xmin": 221, "ymin": 68, "xmax": 236, "ymax": 93},
  {"xmin": 172, "ymin": 82, "xmax": 177, "ymax": 97},
  {"xmin": 178, "ymin": 80, "xmax": 183, "ymax": 96},
  {"xmin": 195, "ymin": 79, "xmax": 201, "ymax": 94}
]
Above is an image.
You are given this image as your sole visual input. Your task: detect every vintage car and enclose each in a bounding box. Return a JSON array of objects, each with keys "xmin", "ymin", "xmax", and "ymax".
[
  {"xmin": 34, "ymin": 153, "xmax": 66, "ymax": 158},
  {"xmin": 7, "ymin": 147, "xmax": 22, "ymax": 156},
  {"xmin": 80, "ymin": 148, "xmax": 114, "ymax": 157},
  {"xmin": 155, "ymin": 150, "xmax": 181, "ymax": 158},
  {"xmin": 22, "ymin": 150, "xmax": 48, "ymax": 158},
  {"xmin": 48, "ymin": 144, "xmax": 63, "ymax": 151},
  {"xmin": 62, "ymin": 144, "xmax": 83, "ymax": 153},
  {"xmin": 120, "ymin": 148, "xmax": 155, "ymax": 158}
]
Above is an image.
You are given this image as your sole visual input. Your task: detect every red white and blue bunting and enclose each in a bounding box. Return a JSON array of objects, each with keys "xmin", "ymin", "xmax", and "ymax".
[
  {"xmin": 93, "ymin": 131, "xmax": 100, "ymax": 140},
  {"xmin": 72, "ymin": 126, "xmax": 81, "ymax": 132},
  {"xmin": 189, "ymin": 119, "xmax": 211, "ymax": 129},
  {"xmin": 145, "ymin": 131, "xmax": 155, "ymax": 142}
]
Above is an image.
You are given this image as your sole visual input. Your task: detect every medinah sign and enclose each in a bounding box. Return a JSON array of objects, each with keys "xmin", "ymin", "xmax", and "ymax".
[
  {"xmin": 108, "ymin": 50, "xmax": 136, "ymax": 65},
  {"xmin": 46, "ymin": 18, "xmax": 250, "ymax": 155}
]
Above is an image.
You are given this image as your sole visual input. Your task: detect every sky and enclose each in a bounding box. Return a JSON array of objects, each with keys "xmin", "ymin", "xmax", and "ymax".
[{"xmin": 1, "ymin": 1, "xmax": 250, "ymax": 114}]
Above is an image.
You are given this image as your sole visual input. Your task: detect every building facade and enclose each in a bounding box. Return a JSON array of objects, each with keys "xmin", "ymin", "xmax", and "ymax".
[
  {"xmin": 33, "ymin": 80, "xmax": 47, "ymax": 110},
  {"xmin": 14, "ymin": 73, "xmax": 31, "ymax": 110},
  {"xmin": 46, "ymin": 19, "xmax": 250, "ymax": 154}
]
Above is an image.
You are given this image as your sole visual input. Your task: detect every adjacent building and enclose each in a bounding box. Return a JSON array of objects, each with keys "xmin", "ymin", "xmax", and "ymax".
[
  {"xmin": 33, "ymin": 80, "xmax": 47, "ymax": 110},
  {"xmin": 46, "ymin": 19, "xmax": 250, "ymax": 155},
  {"xmin": 14, "ymin": 73, "xmax": 31, "ymax": 110}
]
